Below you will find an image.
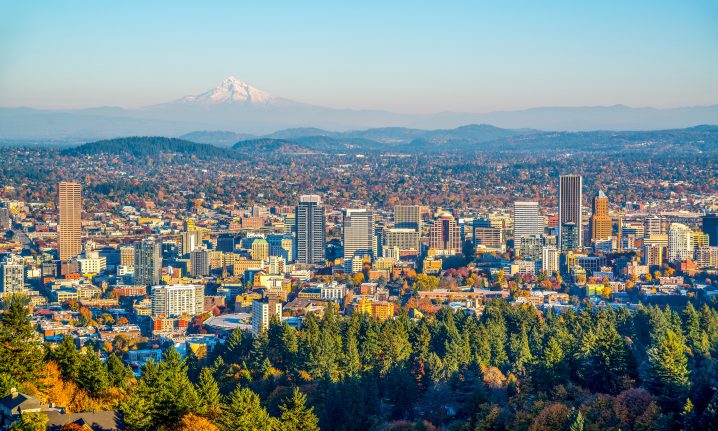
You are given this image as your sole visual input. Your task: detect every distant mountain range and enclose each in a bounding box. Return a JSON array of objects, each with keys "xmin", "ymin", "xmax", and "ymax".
[
  {"xmin": 2, "ymin": 76, "xmax": 718, "ymax": 140},
  {"xmin": 59, "ymin": 124, "xmax": 718, "ymax": 157}
]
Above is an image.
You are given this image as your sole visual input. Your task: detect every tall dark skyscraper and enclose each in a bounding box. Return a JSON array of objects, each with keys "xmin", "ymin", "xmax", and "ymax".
[
  {"xmin": 134, "ymin": 237, "xmax": 162, "ymax": 286},
  {"xmin": 703, "ymin": 214, "xmax": 718, "ymax": 247},
  {"xmin": 295, "ymin": 195, "xmax": 326, "ymax": 265},
  {"xmin": 559, "ymin": 174, "xmax": 582, "ymax": 250}
]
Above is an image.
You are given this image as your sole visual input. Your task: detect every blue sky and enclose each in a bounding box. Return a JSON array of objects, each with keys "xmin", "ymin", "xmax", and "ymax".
[{"xmin": 1, "ymin": 1, "xmax": 716, "ymax": 113}]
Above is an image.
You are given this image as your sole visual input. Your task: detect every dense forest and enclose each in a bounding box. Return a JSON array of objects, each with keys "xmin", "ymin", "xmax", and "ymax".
[
  {"xmin": 59, "ymin": 137, "xmax": 243, "ymax": 160},
  {"xmin": 3, "ymin": 295, "xmax": 718, "ymax": 430}
]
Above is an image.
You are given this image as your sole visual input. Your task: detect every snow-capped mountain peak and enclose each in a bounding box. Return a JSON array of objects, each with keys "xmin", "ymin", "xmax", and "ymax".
[{"xmin": 178, "ymin": 76, "xmax": 283, "ymax": 105}]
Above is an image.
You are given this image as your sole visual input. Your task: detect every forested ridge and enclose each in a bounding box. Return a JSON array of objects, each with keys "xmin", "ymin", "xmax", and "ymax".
[
  {"xmin": 3, "ymin": 295, "xmax": 718, "ymax": 430},
  {"xmin": 59, "ymin": 136, "xmax": 241, "ymax": 159}
]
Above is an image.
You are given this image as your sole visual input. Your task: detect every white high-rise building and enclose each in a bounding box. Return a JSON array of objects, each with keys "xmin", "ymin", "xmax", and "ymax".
[
  {"xmin": 151, "ymin": 284, "xmax": 204, "ymax": 317},
  {"xmin": 668, "ymin": 223, "xmax": 693, "ymax": 262},
  {"xmin": 0, "ymin": 256, "xmax": 24, "ymax": 294},
  {"xmin": 541, "ymin": 246, "xmax": 560, "ymax": 275},
  {"xmin": 513, "ymin": 201, "xmax": 543, "ymax": 239},
  {"xmin": 343, "ymin": 209, "xmax": 375, "ymax": 272},
  {"xmin": 252, "ymin": 297, "xmax": 282, "ymax": 335},
  {"xmin": 181, "ymin": 230, "xmax": 203, "ymax": 256}
]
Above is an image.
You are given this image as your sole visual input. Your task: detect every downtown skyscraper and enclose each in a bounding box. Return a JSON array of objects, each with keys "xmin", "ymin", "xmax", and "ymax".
[
  {"xmin": 513, "ymin": 201, "xmax": 543, "ymax": 239},
  {"xmin": 343, "ymin": 209, "xmax": 375, "ymax": 272},
  {"xmin": 559, "ymin": 174, "xmax": 582, "ymax": 251},
  {"xmin": 58, "ymin": 181, "xmax": 82, "ymax": 260},
  {"xmin": 295, "ymin": 195, "xmax": 326, "ymax": 265},
  {"xmin": 134, "ymin": 237, "xmax": 163, "ymax": 286},
  {"xmin": 591, "ymin": 190, "xmax": 612, "ymax": 243},
  {"xmin": 394, "ymin": 205, "xmax": 421, "ymax": 232}
]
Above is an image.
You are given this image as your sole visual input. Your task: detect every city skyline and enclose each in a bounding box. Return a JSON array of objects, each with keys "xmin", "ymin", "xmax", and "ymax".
[{"xmin": 1, "ymin": 2, "xmax": 718, "ymax": 430}]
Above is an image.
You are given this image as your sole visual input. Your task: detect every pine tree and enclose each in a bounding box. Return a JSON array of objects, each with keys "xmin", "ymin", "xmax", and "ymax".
[
  {"xmin": 646, "ymin": 329, "xmax": 690, "ymax": 408},
  {"xmin": 569, "ymin": 411, "xmax": 584, "ymax": 431},
  {"xmin": 577, "ymin": 325, "xmax": 632, "ymax": 394},
  {"xmin": 218, "ymin": 386, "xmax": 276, "ymax": 431},
  {"xmin": 377, "ymin": 319, "xmax": 411, "ymax": 375},
  {"xmin": 196, "ymin": 367, "xmax": 221, "ymax": 418},
  {"xmin": 153, "ymin": 347, "xmax": 201, "ymax": 428},
  {"xmin": 508, "ymin": 324, "xmax": 532, "ymax": 376},
  {"xmin": 224, "ymin": 328, "xmax": 246, "ymax": 364},
  {"xmin": 50, "ymin": 335, "xmax": 80, "ymax": 381},
  {"xmin": 343, "ymin": 323, "xmax": 362, "ymax": 377},
  {"xmin": 105, "ymin": 353, "xmax": 133, "ymax": 389},
  {"xmin": 278, "ymin": 388, "xmax": 319, "ymax": 431},
  {"xmin": 0, "ymin": 295, "xmax": 43, "ymax": 386},
  {"xmin": 122, "ymin": 394, "xmax": 153, "ymax": 431},
  {"xmin": 76, "ymin": 352, "xmax": 110, "ymax": 396}
]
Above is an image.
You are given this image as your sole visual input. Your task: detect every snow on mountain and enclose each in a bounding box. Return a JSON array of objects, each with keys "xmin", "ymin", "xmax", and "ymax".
[{"xmin": 173, "ymin": 76, "xmax": 295, "ymax": 106}]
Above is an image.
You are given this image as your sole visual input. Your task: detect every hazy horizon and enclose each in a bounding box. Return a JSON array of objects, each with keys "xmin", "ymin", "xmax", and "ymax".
[{"xmin": 1, "ymin": 1, "xmax": 717, "ymax": 113}]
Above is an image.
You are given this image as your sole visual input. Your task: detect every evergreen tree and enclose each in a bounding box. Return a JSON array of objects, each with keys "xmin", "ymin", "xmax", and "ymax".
[
  {"xmin": 76, "ymin": 352, "xmax": 110, "ymax": 396},
  {"xmin": 508, "ymin": 324, "xmax": 532, "ymax": 376},
  {"xmin": 196, "ymin": 367, "xmax": 221, "ymax": 417},
  {"xmin": 0, "ymin": 295, "xmax": 43, "ymax": 386},
  {"xmin": 576, "ymin": 325, "xmax": 632, "ymax": 394},
  {"xmin": 122, "ymin": 348, "xmax": 200, "ymax": 430},
  {"xmin": 278, "ymin": 388, "xmax": 319, "ymax": 431},
  {"xmin": 50, "ymin": 335, "xmax": 79, "ymax": 381},
  {"xmin": 105, "ymin": 353, "xmax": 133, "ymax": 389},
  {"xmin": 154, "ymin": 347, "xmax": 201, "ymax": 427},
  {"xmin": 224, "ymin": 328, "xmax": 247, "ymax": 364},
  {"xmin": 534, "ymin": 334, "xmax": 567, "ymax": 390},
  {"xmin": 377, "ymin": 319, "xmax": 411, "ymax": 375},
  {"xmin": 122, "ymin": 395, "xmax": 154, "ymax": 431},
  {"xmin": 569, "ymin": 411, "xmax": 584, "ymax": 431},
  {"xmin": 342, "ymin": 321, "xmax": 362, "ymax": 377},
  {"xmin": 646, "ymin": 329, "xmax": 690, "ymax": 408},
  {"xmin": 218, "ymin": 386, "xmax": 276, "ymax": 431}
]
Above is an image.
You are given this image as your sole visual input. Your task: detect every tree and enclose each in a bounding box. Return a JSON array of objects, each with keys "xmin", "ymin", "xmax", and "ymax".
[
  {"xmin": 576, "ymin": 325, "xmax": 632, "ymax": 394},
  {"xmin": 9, "ymin": 412, "xmax": 48, "ymax": 431},
  {"xmin": 196, "ymin": 367, "xmax": 221, "ymax": 418},
  {"xmin": 122, "ymin": 348, "xmax": 200, "ymax": 431},
  {"xmin": 177, "ymin": 413, "xmax": 219, "ymax": 431},
  {"xmin": 106, "ymin": 353, "xmax": 133, "ymax": 389},
  {"xmin": 50, "ymin": 335, "xmax": 80, "ymax": 381},
  {"xmin": 569, "ymin": 411, "xmax": 584, "ymax": 431},
  {"xmin": 0, "ymin": 295, "xmax": 43, "ymax": 386},
  {"xmin": 224, "ymin": 328, "xmax": 246, "ymax": 365},
  {"xmin": 76, "ymin": 352, "xmax": 110, "ymax": 396},
  {"xmin": 122, "ymin": 394, "xmax": 153, "ymax": 431},
  {"xmin": 278, "ymin": 388, "xmax": 319, "ymax": 431},
  {"xmin": 218, "ymin": 387, "xmax": 276, "ymax": 431},
  {"xmin": 414, "ymin": 274, "xmax": 439, "ymax": 291},
  {"xmin": 646, "ymin": 330, "xmax": 690, "ymax": 408},
  {"xmin": 153, "ymin": 348, "xmax": 200, "ymax": 427},
  {"xmin": 529, "ymin": 403, "xmax": 571, "ymax": 431}
]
